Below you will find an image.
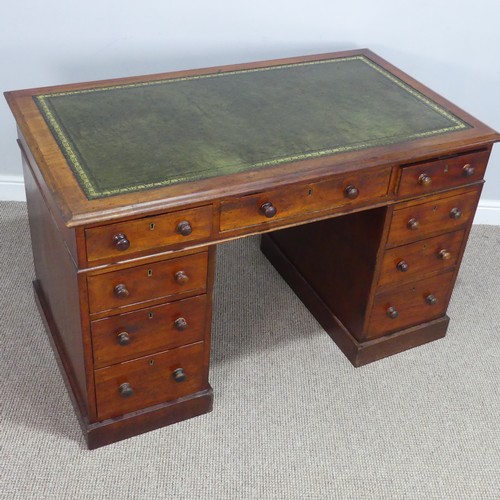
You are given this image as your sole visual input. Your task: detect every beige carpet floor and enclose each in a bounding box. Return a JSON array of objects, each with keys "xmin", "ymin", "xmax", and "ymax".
[{"xmin": 1, "ymin": 200, "xmax": 499, "ymax": 499}]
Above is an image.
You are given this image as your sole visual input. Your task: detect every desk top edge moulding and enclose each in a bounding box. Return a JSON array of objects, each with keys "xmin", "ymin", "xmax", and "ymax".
[
  {"xmin": 5, "ymin": 48, "xmax": 500, "ymax": 226},
  {"xmin": 5, "ymin": 49, "xmax": 500, "ymax": 448}
]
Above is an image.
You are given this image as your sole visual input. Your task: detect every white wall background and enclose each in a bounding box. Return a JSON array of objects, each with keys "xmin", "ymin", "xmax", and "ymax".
[{"xmin": 1, "ymin": 0, "xmax": 499, "ymax": 220}]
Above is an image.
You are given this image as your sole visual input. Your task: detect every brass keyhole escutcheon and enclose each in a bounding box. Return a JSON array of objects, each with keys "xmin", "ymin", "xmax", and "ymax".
[
  {"xmin": 149, "ymin": 359, "xmax": 155, "ymax": 366},
  {"xmin": 148, "ymin": 312, "xmax": 154, "ymax": 319},
  {"xmin": 147, "ymin": 269, "xmax": 153, "ymax": 277},
  {"xmin": 150, "ymin": 223, "xmax": 155, "ymax": 231}
]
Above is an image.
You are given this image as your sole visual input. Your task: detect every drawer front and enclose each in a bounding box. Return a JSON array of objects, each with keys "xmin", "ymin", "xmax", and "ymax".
[
  {"xmin": 87, "ymin": 252, "xmax": 208, "ymax": 314},
  {"xmin": 85, "ymin": 205, "xmax": 213, "ymax": 263},
  {"xmin": 366, "ymin": 271, "xmax": 455, "ymax": 340},
  {"xmin": 95, "ymin": 342, "xmax": 206, "ymax": 420},
  {"xmin": 378, "ymin": 230, "xmax": 464, "ymax": 288},
  {"xmin": 387, "ymin": 188, "xmax": 480, "ymax": 247},
  {"xmin": 397, "ymin": 149, "xmax": 489, "ymax": 198},
  {"xmin": 91, "ymin": 295, "xmax": 207, "ymax": 369},
  {"xmin": 220, "ymin": 167, "xmax": 390, "ymax": 232}
]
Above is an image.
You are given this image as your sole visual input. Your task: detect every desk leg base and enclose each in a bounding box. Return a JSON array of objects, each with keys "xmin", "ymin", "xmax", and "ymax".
[
  {"xmin": 260, "ymin": 235, "xmax": 449, "ymax": 367},
  {"xmin": 84, "ymin": 389, "xmax": 214, "ymax": 450},
  {"xmin": 33, "ymin": 279, "xmax": 213, "ymax": 450}
]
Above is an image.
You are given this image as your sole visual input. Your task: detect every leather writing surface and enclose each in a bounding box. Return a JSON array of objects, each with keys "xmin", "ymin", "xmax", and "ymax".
[{"xmin": 34, "ymin": 56, "xmax": 470, "ymax": 199}]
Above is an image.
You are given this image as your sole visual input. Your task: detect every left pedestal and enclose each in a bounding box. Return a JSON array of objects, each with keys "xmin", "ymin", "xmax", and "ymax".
[{"xmin": 23, "ymin": 154, "xmax": 215, "ymax": 449}]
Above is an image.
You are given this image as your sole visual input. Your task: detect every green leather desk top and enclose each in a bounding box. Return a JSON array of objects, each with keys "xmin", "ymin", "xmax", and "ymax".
[{"xmin": 34, "ymin": 54, "xmax": 470, "ymax": 200}]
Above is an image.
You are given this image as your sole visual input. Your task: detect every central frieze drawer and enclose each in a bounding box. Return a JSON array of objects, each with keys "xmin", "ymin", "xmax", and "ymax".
[
  {"xmin": 219, "ymin": 167, "xmax": 390, "ymax": 232},
  {"xmin": 378, "ymin": 230, "xmax": 464, "ymax": 288},
  {"xmin": 94, "ymin": 341, "xmax": 206, "ymax": 420},
  {"xmin": 91, "ymin": 294, "xmax": 207, "ymax": 368},
  {"xmin": 87, "ymin": 252, "xmax": 208, "ymax": 314},
  {"xmin": 85, "ymin": 205, "xmax": 213, "ymax": 264}
]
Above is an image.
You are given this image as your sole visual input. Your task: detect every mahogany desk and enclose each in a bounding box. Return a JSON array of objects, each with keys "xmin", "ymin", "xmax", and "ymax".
[{"xmin": 5, "ymin": 49, "xmax": 500, "ymax": 449}]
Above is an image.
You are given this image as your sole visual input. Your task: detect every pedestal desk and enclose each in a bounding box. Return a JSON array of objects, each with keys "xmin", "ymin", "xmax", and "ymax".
[{"xmin": 5, "ymin": 49, "xmax": 499, "ymax": 449}]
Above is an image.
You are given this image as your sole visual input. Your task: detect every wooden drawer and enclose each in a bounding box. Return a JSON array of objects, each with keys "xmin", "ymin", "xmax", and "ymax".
[
  {"xmin": 397, "ymin": 149, "xmax": 489, "ymax": 198},
  {"xmin": 366, "ymin": 271, "xmax": 455, "ymax": 340},
  {"xmin": 87, "ymin": 252, "xmax": 208, "ymax": 314},
  {"xmin": 378, "ymin": 230, "xmax": 464, "ymax": 288},
  {"xmin": 91, "ymin": 295, "xmax": 207, "ymax": 369},
  {"xmin": 387, "ymin": 188, "xmax": 480, "ymax": 247},
  {"xmin": 85, "ymin": 205, "xmax": 212, "ymax": 263},
  {"xmin": 219, "ymin": 167, "xmax": 390, "ymax": 232},
  {"xmin": 95, "ymin": 342, "xmax": 206, "ymax": 420}
]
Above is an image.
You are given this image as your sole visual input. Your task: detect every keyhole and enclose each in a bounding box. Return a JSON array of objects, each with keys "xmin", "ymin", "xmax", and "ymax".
[
  {"xmin": 147, "ymin": 269, "xmax": 153, "ymax": 277},
  {"xmin": 307, "ymin": 188, "xmax": 313, "ymax": 196},
  {"xmin": 149, "ymin": 359, "xmax": 155, "ymax": 366},
  {"xmin": 148, "ymin": 312, "xmax": 154, "ymax": 319},
  {"xmin": 150, "ymin": 223, "xmax": 155, "ymax": 230}
]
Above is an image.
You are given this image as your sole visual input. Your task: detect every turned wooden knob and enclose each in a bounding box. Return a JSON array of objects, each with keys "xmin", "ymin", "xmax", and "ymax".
[
  {"xmin": 386, "ymin": 306, "xmax": 399, "ymax": 319},
  {"xmin": 117, "ymin": 331, "xmax": 131, "ymax": 346},
  {"xmin": 113, "ymin": 233, "xmax": 130, "ymax": 251},
  {"xmin": 426, "ymin": 294, "xmax": 438, "ymax": 305},
  {"xmin": 174, "ymin": 317, "xmax": 188, "ymax": 331},
  {"xmin": 177, "ymin": 220, "xmax": 192, "ymax": 236},
  {"xmin": 119, "ymin": 382, "xmax": 133, "ymax": 398},
  {"xmin": 462, "ymin": 164, "xmax": 475, "ymax": 177},
  {"xmin": 397, "ymin": 260, "xmax": 409, "ymax": 272},
  {"xmin": 438, "ymin": 249, "xmax": 452, "ymax": 261},
  {"xmin": 449, "ymin": 207, "xmax": 462, "ymax": 219},
  {"xmin": 114, "ymin": 283, "xmax": 129, "ymax": 298},
  {"xmin": 344, "ymin": 185, "xmax": 359, "ymax": 199},
  {"xmin": 407, "ymin": 218, "xmax": 420, "ymax": 230},
  {"xmin": 174, "ymin": 271, "xmax": 189, "ymax": 284},
  {"xmin": 172, "ymin": 368, "xmax": 187, "ymax": 383},
  {"xmin": 260, "ymin": 202, "xmax": 277, "ymax": 218},
  {"xmin": 418, "ymin": 173, "xmax": 432, "ymax": 186}
]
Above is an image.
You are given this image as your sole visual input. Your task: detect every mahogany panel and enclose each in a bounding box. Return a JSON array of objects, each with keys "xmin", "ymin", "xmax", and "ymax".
[
  {"xmin": 23, "ymin": 159, "xmax": 90, "ymax": 413},
  {"xmin": 266, "ymin": 206, "xmax": 388, "ymax": 338}
]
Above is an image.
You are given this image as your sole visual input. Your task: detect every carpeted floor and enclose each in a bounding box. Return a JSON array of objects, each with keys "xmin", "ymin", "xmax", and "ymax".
[{"xmin": 1, "ymin": 200, "xmax": 499, "ymax": 499}]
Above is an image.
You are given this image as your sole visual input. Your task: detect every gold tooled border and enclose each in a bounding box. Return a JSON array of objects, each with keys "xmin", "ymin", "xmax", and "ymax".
[{"xmin": 34, "ymin": 55, "xmax": 470, "ymax": 199}]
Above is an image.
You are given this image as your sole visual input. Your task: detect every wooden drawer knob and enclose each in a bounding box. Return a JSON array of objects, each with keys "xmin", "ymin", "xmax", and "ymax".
[
  {"xmin": 438, "ymin": 249, "xmax": 451, "ymax": 261},
  {"xmin": 449, "ymin": 207, "xmax": 462, "ymax": 219},
  {"xmin": 396, "ymin": 260, "xmax": 409, "ymax": 272},
  {"xmin": 260, "ymin": 202, "xmax": 277, "ymax": 218},
  {"xmin": 117, "ymin": 331, "xmax": 131, "ymax": 345},
  {"xmin": 425, "ymin": 294, "xmax": 438, "ymax": 305},
  {"xmin": 113, "ymin": 233, "xmax": 130, "ymax": 251},
  {"xmin": 418, "ymin": 173, "xmax": 432, "ymax": 186},
  {"xmin": 344, "ymin": 185, "xmax": 359, "ymax": 199},
  {"xmin": 172, "ymin": 368, "xmax": 187, "ymax": 383},
  {"xmin": 114, "ymin": 283, "xmax": 130, "ymax": 298},
  {"xmin": 177, "ymin": 220, "xmax": 192, "ymax": 236},
  {"xmin": 119, "ymin": 382, "xmax": 134, "ymax": 398},
  {"xmin": 174, "ymin": 317, "xmax": 188, "ymax": 331},
  {"xmin": 174, "ymin": 271, "xmax": 189, "ymax": 284},
  {"xmin": 407, "ymin": 218, "xmax": 419, "ymax": 230},
  {"xmin": 386, "ymin": 306, "xmax": 399, "ymax": 319},
  {"xmin": 462, "ymin": 164, "xmax": 475, "ymax": 177}
]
